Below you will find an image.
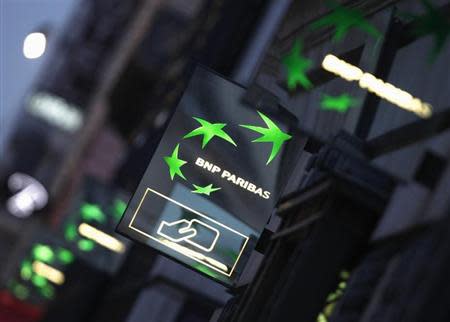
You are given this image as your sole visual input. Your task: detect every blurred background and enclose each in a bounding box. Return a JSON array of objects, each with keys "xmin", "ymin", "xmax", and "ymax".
[{"xmin": 1, "ymin": 0, "xmax": 450, "ymax": 322}]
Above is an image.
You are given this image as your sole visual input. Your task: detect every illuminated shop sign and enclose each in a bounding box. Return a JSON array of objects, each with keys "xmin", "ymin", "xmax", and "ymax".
[{"xmin": 118, "ymin": 67, "xmax": 298, "ymax": 286}]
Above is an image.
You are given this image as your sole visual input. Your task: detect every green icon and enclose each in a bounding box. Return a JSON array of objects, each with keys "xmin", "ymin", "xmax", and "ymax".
[
  {"xmin": 409, "ymin": 0, "xmax": 450, "ymax": 60},
  {"xmin": 320, "ymin": 93, "xmax": 359, "ymax": 112},
  {"xmin": 80, "ymin": 203, "xmax": 106, "ymax": 223},
  {"xmin": 164, "ymin": 144, "xmax": 188, "ymax": 180},
  {"xmin": 57, "ymin": 248, "xmax": 74, "ymax": 265},
  {"xmin": 112, "ymin": 199, "xmax": 127, "ymax": 221},
  {"xmin": 31, "ymin": 274, "xmax": 47, "ymax": 288},
  {"xmin": 65, "ymin": 223, "xmax": 78, "ymax": 241},
  {"xmin": 310, "ymin": 2, "xmax": 381, "ymax": 42},
  {"xmin": 40, "ymin": 284, "xmax": 55, "ymax": 299},
  {"xmin": 282, "ymin": 39, "xmax": 313, "ymax": 90},
  {"xmin": 183, "ymin": 117, "xmax": 237, "ymax": 148},
  {"xmin": 20, "ymin": 261, "xmax": 33, "ymax": 280},
  {"xmin": 32, "ymin": 244, "xmax": 54, "ymax": 263},
  {"xmin": 191, "ymin": 184, "xmax": 221, "ymax": 196},
  {"xmin": 240, "ymin": 111, "xmax": 292, "ymax": 165},
  {"xmin": 78, "ymin": 239, "xmax": 95, "ymax": 252}
]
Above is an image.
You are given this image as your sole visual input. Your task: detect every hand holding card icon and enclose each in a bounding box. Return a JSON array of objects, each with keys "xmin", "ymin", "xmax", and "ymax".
[
  {"xmin": 157, "ymin": 219, "xmax": 197, "ymax": 242},
  {"xmin": 157, "ymin": 219, "xmax": 220, "ymax": 252}
]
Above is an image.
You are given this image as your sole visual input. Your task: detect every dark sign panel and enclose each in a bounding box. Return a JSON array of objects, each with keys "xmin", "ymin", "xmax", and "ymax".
[{"xmin": 118, "ymin": 67, "xmax": 299, "ymax": 286}]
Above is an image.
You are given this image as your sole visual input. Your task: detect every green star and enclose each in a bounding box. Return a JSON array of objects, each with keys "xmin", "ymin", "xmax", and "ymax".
[
  {"xmin": 240, "ymin": 111, "xmax": 292, "ymax": 165},
  {"xmin": 310, "ymin": 3, "xmax": 381, "ymax": 42},
  {"xmin": 410, "ymin": 0, "xmax": 450, "ymax": 60},
  {"xmin": 32, "ymin": 244, "xmax": 54, "ymax": 263},
  {"xmin": 321, "ymin": 94, "xmax": 359, "ymax": 112},
  {"xmin": 191, "ymin": 184, "xmax": 221, "ymax": 196},
  {"xmin": 183, "ymin": 117, "xmax": 237, "ymax": 149},
  {"xmin": 164, "ymin": 144, "xmax": 187, "ymax": 180},
  {"xmin": 282, "ymin": 40, "xmax": 313, "ymax": 90},
  {"xmin": 80, "ymin": 203, "xmax": 106, "ymax": 223}
]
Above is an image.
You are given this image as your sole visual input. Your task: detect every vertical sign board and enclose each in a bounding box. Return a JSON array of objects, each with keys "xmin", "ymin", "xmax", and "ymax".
[{"xmin": 118, "ymin": 67, "xmax": 299, "ymax": 286}]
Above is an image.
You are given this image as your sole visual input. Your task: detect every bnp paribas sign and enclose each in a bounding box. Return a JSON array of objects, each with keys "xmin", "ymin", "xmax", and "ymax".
[{"xmin": 118, "ymin": 66, "xmax": 300, "ymax": 286}]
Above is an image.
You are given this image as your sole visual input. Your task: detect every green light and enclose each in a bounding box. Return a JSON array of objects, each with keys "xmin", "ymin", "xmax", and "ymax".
[
  {"xmin": 317, "ymin": 269, "xmax": 351, "ymax": 321},
  {"xmin": 317, "ymin": 313, "xmax": 328, "ymax": 322},
  {"xmin": 193, "ymin": 263, "xmax": 220, "ymax": 279},
  {"xmin": 310, "ymin": 2, "xmax": 381, "ymax": 42},
  {"xmin": 240, "ymin": 111, "xmax": 292, "ymax": 164},
  {"xmin": 57, "ymin": 248, "xmax": 74, "ymax": 265},
  {"xmin": 340, "ymin": 270, "xmax": 350, "ymax": 279},
  {"xmin": 183, "ymin": 117, "xmax": 237, "ymax": 149},
  {"xmin": 32, "ymin": 244, "xmax": 54, "ymax": 263},
  {"xmin": 191, "ymin": 184, "xmax": 221, "ymax": 196},
  {"xmin": 80, "ymin": 203, "xmax": 106, "ymax": 223},
  {"xmin": 78, "ymin": 239, "xmax": 95, "ymax": 252},
  {"xmin": 32, "ymin": 274, "xmax": 48, "ymax": 288},
  {"xmin": 164, "ymin": 144, "xmax": 188, "ymax": 180},
  {"xmin": 12, "ymin": 283, "xmax": 29, "ymax": 300},
  {"xmin": 20, "ymin": 261, "xmax": 33, "ymax": 280},
  {"xmin": 65, "ymin": 223, "xmax": 78, "ymax": 241},
  {"xmin": 326, "ymin": 292, "xmax": 338, "ymax": 302},
  {"xmin": 224, "ymin": 250, "xmax": 238, "ymax": 262},
  {"xmin": 40, "ymin": 284, "xmax": 55, "ymax": 299},
  {"xmin": 112, "ymin": 199, "xmax": 127, "ymax": 221},
  {"xmin": 324, "ymin": 303, "xmax": 335, "ymax": 318},
  {"xmin": 282, "ymin": 39, "xmax": 313, "ymax": 90},
  {"xmin": 320, "ymin": 94, "xmax": 359, "ymax": 113}
]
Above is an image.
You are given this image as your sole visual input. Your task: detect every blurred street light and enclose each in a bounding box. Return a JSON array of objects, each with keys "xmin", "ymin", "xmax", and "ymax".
[
  {"xmin": 23, "ymin": 32, "xmax": 47, "ymax": 59},
  {"xmin": 6, "ymin": 173, "xmax": 48, "ymax": 218}
]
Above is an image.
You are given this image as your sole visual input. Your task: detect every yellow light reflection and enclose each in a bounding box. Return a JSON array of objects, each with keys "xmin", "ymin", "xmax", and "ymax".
[
  {"xmin": 322, "ymin": 54, "xmax": 432, "ymax": 118},
  {"xmin": 161, "ymin": 239, "xmax": 229, "ymax": 273},
  {"xmin": 32, "ymin": 261, "xmax": 65, "ymax": 285},
  {"xmin": 78, "ymin": 223, "xmax": 125, "ymax": 253},
  {"xmin": 322, "ymin": 54, "xmax": 363, "ymax": 81}
]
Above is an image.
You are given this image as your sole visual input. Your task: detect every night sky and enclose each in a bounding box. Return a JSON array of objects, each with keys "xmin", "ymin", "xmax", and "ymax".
[{"xmin": 1, "ymin": 0, "xmax": 78, "ymax": 154}]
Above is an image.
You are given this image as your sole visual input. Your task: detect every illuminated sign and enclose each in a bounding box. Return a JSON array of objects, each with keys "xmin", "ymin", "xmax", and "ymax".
[
  {"xmin": 118, "ymin": 67, "xmax": 298, "ymax": 286},
  {"xmin": 61, "ymin": 179, "xmax": 130, "ymax": 274},
  {"xmin": 32, "ymin": 261, "xmax": 65, "ymax": 285},
  {"xmin": 78, "ymin": 223, "xmax": 125, "ymax": 253},
  {"xmin": 27, "ymin": 92, "xmax": 83, "ymax": 132},
  {"xmin": 322, "ymin": 54, "xmax": 432, "ymax": 118},
  {"xmin": 12, "ymin": 242, "xmax": 74, "ymax": 302},
  {"xmin": 129, "ymin": 188, "xmax": 249, "ymax": 277}
]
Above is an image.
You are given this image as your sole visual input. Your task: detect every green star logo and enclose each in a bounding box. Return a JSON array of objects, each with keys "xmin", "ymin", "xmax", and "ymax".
[
  {"xmin": 282, "ymin": 40, "xmax": 313, "ymax": 90},
  {"xmin": 240, "ymin": 111, "xmax": 292, "ymax": 165},
  {"xmin": 191, "ymin": 184, "xmax": 221, "ymax": 196},
  {"xmin": 310, "ymin": 2, "xmax": 381, "ymax": 42},
  {"xmin": 164, "ymin": 144, "xmax": 187, "ymax": 180},
  {"xmin": 80, "ymin": 203, "xmax": 106, "ymax": 223},
  {"xmin": 410, "ymin": 0, "xmax": 450, "ymax": 60},
  {"xmin": 321, "ymin": 94, "xmax": 359, "ymax": 112},
  {"xmin": 183, "ymin": 117, "xmax": 237, "ymax": 149}
]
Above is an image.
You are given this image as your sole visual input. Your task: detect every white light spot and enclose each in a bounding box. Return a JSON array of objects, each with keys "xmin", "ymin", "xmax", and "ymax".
[
  {"xmin": 6, "ymin": 173, "xmax": 48, "ymax": 218},
  {"xmin": 23, "ymin": 32, "xmax": 47, "ymax": 59}
]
